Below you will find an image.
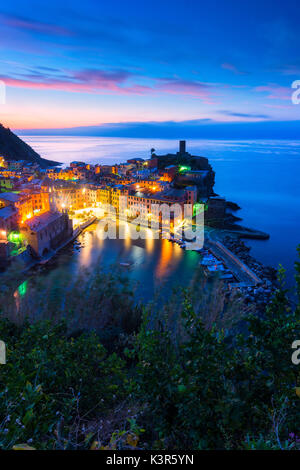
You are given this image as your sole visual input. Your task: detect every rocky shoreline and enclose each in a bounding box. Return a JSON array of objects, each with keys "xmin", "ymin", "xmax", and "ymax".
[{"xmin": 221, "ymin": 233, "xmax": 277, "ymax": 311}]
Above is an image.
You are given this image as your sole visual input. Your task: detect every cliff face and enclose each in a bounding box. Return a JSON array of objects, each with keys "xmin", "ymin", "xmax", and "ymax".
[{"xmin": 0, "ymin": 124, "xmax": 59, "ymax": 168}]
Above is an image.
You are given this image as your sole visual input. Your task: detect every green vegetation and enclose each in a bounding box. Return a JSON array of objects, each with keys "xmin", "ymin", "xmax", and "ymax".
[{"xmin": 0, "ymin": 251, "xmax": 300, "ymax": 449}]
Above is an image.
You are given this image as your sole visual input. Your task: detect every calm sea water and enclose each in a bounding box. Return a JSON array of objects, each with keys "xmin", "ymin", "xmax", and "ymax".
[
  {"xmin": 23, "ymin": 136, "xmax": 300, "ymax": 293},
  {"xmin": 40, "ymin": 222, "xmax": 202, "ymax": 302}
]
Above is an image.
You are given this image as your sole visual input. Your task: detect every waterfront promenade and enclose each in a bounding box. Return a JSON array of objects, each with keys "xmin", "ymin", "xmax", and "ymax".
[{"xmin": 207, "ymin": 239, "xmax": 261, "ymax": 286}]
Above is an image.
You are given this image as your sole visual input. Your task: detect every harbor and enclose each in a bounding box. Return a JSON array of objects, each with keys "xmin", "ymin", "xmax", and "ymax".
[{"xmin": 15, "ymin": 215, "xmax": 275, "ymax": 310}]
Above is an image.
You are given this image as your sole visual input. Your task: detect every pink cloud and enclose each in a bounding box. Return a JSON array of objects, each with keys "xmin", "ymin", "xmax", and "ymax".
[
  {"xmin": 156, "ymin": 78, "xmax": 213, "ymax": 101},
  {"xmin": 0, "ymin": 69, "xmax": 214, "ymax": 101},
  {"xmin": 264, "ymin": 103, "xmax": 293, "ymax": 109},
  {"xmin": 255, "ymin": 84, "xmax": 291, "ymax": 100},
  {"xmin": 0, "ymin": 69, "xmax": 149, "ymax": 95}
]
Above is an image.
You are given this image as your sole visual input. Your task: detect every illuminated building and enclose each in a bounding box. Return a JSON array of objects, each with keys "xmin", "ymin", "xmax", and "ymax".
[
  {"xmin": 0, "ymin": 169, "xmax": 22, "ymax": 178},
  {"xmin": 131, "ymin": 180, "xmax": 163, "ymax": 191},
  {"xmin": 118, "ymin": 177, "xmax": 134, "ymax": 185},
  {"xmin": 0, "ymin": 190, "xmax": 50, "ymax": 224},
  {"xmin": 21, "ymin": 211, "xmax": 73, "ymax": 257},
  {"xmin": 0, "ymin": 192, "xmax": 21, "ymax": 209},
  {"xmin": 96, "ymin": 186, "xmax": 110, "ymax": 205},
  {"xmin": 16, "ymin": 191, "xmax": 50, "ymax": 223},
  {"xmin": 126, "ymin": 188, "xmax": 186, "ymax": 225},
  {"xmin": 46, "ymin": 167, "xmax": 75, "ymax": 181},
  {"xmin": 0, "ymin": 206, "xmax": 18, "ymax": 231},
  {"xmin": 70, "ymin": 161, "xmax": 85, "ymax": 168},
  {"xmin": 41, "ymin": 182, "xmax": 101, "ymax": 212},
  {"xmin": 4, "ymin": 160, "xmax": 24, "ymax": 171},
  {"xmin": 110, "ymin": 185, "xmax": 128, "ymax": 213},
  {"xmin": 127, "ymin": 158, "xmax": 145, "ymax": 169},
  {"xmin": 184, "ymin": 186, "xmax": 198, "ymax": 216}
]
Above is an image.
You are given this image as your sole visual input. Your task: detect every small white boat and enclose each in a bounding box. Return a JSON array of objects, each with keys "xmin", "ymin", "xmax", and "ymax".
[
  {"xmin": 220, "ymin": 273, "xmax": 234, "ymax": 280},
  {"xmin": 119, "ymin": 262, "xmax": 130, "ymax": 267}
]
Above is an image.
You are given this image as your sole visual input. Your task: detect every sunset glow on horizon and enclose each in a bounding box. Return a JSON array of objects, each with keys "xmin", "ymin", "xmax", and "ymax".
[{"xmin": 0, "ymin": 0, "xmax": 299, "ymax": 133}]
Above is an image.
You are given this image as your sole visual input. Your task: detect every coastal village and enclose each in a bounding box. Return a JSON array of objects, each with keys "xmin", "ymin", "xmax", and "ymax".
[
  {"xmin": 0, "ymin": 140, "xmax": 220, "ymax": 260},
  {"xmin": 0, "ymin": 1, "xmax": 297, "ymax": 453},
  {"xmin": 0, "ymin": 137, "xmax": 275, "ymax": 308}
]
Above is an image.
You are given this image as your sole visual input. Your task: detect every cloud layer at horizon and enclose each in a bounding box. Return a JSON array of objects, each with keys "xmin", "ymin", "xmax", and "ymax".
[{"xmin": 15, "ymin": 118, "xmax": 300, "ymax": 140}]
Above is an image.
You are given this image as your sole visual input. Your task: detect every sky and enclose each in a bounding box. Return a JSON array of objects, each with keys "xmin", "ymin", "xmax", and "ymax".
[{"xmin": 0, "ymin": 0, "xmax": 300, "ymax": 136}]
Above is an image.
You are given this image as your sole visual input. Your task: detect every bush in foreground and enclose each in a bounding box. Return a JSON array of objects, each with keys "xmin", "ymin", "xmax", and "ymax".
[
  {"xmin": 0, "ymin": 251, "xmax": 299, "ymax": 449},
  {"xmin": 0, "ymin": 320, "xmax": 127, "ymax": 449}
]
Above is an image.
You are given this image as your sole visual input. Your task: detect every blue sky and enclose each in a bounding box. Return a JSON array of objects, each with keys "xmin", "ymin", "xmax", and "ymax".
[{"xmin": 0, "ymin": 0, "xmax": 300, "ymax": 135}]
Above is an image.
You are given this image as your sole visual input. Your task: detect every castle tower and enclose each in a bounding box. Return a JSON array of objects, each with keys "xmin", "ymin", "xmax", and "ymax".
[{"xmin": 179, "ymin": 140, "xmax": 186, "ymax": 154}]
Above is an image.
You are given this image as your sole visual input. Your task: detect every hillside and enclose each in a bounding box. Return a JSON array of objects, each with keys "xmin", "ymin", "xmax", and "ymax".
[{"xmin": 0, "ymin": 124, "xmax": 59, "ymax": 168}]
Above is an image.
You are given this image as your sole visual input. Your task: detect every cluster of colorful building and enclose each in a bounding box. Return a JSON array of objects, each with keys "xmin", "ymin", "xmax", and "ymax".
[{"xmin": 0, "ymin": 141, "xmax": 227, "ymax": 266}]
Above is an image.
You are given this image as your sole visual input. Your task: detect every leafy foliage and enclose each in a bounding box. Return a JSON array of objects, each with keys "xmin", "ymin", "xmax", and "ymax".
[
  {"xmin": 0, "ymin": 249, "xmax": 300, "ymax": 449},
  {"xmin": 0, "ymin": 319, "xmax": 126, "ymax": 449},
  {"xmin": 132, "ymin": 259, "xmax": 300, "ymax": 449}
]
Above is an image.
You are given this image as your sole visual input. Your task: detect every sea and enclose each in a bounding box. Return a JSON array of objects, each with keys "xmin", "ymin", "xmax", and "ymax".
[{"xmin": 22, "ymin": 136, "xmax": 300, "ymax": 295}]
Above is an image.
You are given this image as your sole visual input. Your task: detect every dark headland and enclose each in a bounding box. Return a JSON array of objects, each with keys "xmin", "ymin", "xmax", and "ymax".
[{"xmin": 0, "ymin": 124, "xmax": 59, "ymax": 168}]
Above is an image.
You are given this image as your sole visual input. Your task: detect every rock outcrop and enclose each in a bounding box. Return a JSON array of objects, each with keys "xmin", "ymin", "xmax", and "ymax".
[{"xmin": 0, "ymin": 124, "xmax": 59, "ymax": 168}]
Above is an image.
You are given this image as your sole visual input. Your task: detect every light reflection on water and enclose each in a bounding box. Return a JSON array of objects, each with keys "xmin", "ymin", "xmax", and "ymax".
[
  {"xmin": 155, "ymin": 239, "xmax": 181, "ymax": 280},
  {"xmin": 61, "ymin": 221, "xmax": 201, "ymax": 301},
  {"xmin": 22, "ymin": 136, "xmax": 300, "ymax": 290}
]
